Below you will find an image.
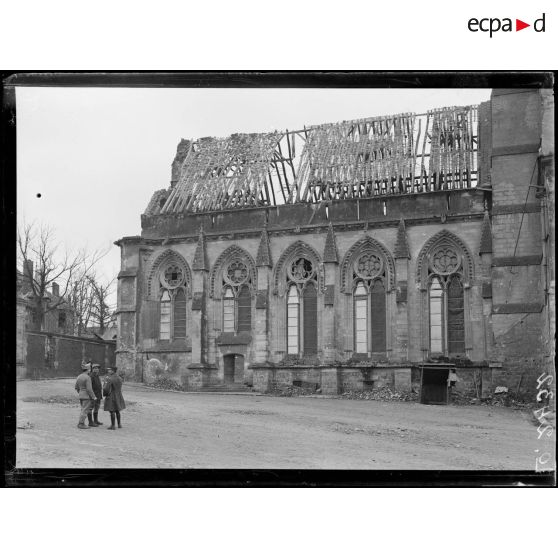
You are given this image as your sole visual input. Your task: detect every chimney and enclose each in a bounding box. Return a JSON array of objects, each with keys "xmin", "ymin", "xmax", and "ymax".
[
  {"xmin": 24, "ymin": 259, "xmax": 33, "ymax": 281},
  {"xmin": 52, "ymin": 282, "xmax": 59, "ymax": 298},
  {"xmin": 22, "ymin": 260, "xmax": 34, "ymax": 291}
]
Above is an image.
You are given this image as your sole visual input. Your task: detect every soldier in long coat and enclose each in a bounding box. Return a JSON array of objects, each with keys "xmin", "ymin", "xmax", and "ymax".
[
  {"xmin": 90, "ymin": 364, "xmax": 103, "ymax": 425},
  {"xmin": 103, "ymin": 367, "xmax": 126, "ymax": 430},
  {"xmin": 75, "ymin": 363, "xmax": 97, "ymax": 429}
]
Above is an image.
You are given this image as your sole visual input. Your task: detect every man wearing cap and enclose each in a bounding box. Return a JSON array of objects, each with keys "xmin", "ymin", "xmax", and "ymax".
[
  {"xmin": 103, "ymin": 366, "xmax": 126, "ymax": 430},
  {"xmin": 75, "ymin": 363, "xmax": 97, "ymax": 429},
  {"xmin": 90, "ymin": 363, "xmax": 103, "ymax": 426}
]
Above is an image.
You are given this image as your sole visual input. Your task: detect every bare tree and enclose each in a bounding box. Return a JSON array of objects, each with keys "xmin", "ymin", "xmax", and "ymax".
[
  {"xmin": 17, "ymin": 222, "xmax": 109, "ymax": 333},
  {"xmin": 67, "ymin": 269, "xmax": 96, "ymax": 336},
  {"xmin": 88, "ymin": 274, "xmax": 115, "ymax": 335}
]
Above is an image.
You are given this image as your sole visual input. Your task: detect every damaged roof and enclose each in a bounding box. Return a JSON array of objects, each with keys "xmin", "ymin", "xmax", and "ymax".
[{"xmin": 146, "ymin": 104, "xmax": 480, "ymax": 215}]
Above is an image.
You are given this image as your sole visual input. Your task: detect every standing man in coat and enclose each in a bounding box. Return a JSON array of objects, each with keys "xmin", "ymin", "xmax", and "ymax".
[
  {"xmin": 75, "ymin": 363, "xmax": 97, "ymax": 429},
  {"xmin": 103, "ymin": 366, "xmax": 126, "ymax": 430},
  {"xmin": 90, "ymin": 363, "xmax": 103, "ymax": 426}
]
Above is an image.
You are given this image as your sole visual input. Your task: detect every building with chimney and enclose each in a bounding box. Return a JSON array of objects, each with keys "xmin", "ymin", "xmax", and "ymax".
[
  {"xmin": 16, "ymin": 260, "xmax": 74, "ymax": 335},
  {"xmin": 115, "ymin": 88, "xmax": 554, "ymax": 399}
]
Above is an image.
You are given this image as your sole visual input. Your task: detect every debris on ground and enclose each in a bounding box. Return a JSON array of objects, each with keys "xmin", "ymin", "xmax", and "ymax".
[
  {"xmin": 339, "ymin": 387, "xmax": 418, "ymax": 402},
  {"xmin": 17, "ymin": 421, "xmax": 34, "ymax": 430},
  {"xmin": 146, "ymin": 378, "xmax": 188, "ymax": 392},
  {"xmin": 450, "ymin": 390, "xmax": 535, "ymax": 409},
  {"xmin": 269, "ymin": 385, "xmax": 318, "ymax": 397}
]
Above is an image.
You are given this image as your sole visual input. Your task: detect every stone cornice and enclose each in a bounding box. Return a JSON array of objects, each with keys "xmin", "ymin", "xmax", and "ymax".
[{"xmin": 127, "ymin": 212, "xmax": 486, "ymax": 248}]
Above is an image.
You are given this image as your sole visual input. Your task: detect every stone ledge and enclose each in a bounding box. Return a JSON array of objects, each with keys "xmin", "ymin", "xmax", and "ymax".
[
  {"xmin": 143, "ymin": 340, "xmax": 192, "ymax": 353},
  {"xmin": 114, "ymin": 305, "xmax": 136, "ymax": 314},
  {"xmin": 187, "ymin": 363, "xmax": 218, "ymax": 370},
  {"xmin": 216, "ymin": 332, "xmax": 252, "ymax": 345},
  {"xmin": 493, "ymin": 302, "xmax": 543, "ymax": 314},
  {"xmin": 117, "ymin": 268, "xmax": 138, "ymax": 279},
  {"xmin": 492, "ymin": 203, "xmax": 540, "ymax": 215},
  {"xmin": 492, "ymin": 254, "xmax": 542, "ymax": 267},
  {"xmin": 491, "ymin": 143, "xmax": 541, "ymax": 157}
]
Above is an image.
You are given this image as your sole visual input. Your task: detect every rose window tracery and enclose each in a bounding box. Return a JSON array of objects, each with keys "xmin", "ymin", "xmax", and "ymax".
[
  {"xmin": 224, "ymin": 259, "xmax": 249, "ymax": 286},
  {"xmin": 161, "ymin": 264, "xmax": 185, "ymax": 288},
  {"xmin": 353, "ymin": 252, "xmax": 383, "ymax": 280},
  {"xmin": 288, "ymin": 258, "xmax": 315, "ymax": 283},
  {"xmin": 430, "ymin": 247, "xmax": 460, "ymax": 275}
]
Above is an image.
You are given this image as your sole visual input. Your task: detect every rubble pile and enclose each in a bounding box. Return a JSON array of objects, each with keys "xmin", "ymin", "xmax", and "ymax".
[
  {"xmin": 450, "ymin": 390, "xmax": 535, "ymax": 409},
  {"xmin": 339, "ymin": 387, "xmax": 418, "ymax": 402},
  {"xmin": 147, "ymin": 378, "xmax": 188, "ymax": 392},
  {"xmin": 270, "ymin": 385, "xmax": 319, "ymax": 397}
]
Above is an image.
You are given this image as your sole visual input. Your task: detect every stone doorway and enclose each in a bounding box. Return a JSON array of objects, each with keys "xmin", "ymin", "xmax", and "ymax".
[{"xmin": 223, "ymin": 354, "xmax": 244, "ymax": 384}]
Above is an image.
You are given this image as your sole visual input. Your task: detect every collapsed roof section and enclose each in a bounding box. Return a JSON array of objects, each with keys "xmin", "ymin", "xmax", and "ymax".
[{"xmin": 147, "ymin": 104, "xmax": 479, "ymax": 215}]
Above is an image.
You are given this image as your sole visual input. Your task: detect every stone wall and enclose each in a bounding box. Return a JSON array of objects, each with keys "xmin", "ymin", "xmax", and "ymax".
[
  {"xmin": 22, "ymin": 331, "xmax": 116, "ymax": 379},
  {"xmin": 489, "ymin": 89, "xmax": 549, "ymax": 398},
  {"xmin": 539, "ymin": 88, "xmax": 555, "ymax": 410}
]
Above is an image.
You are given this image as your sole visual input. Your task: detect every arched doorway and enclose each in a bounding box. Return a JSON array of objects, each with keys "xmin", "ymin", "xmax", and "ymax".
[{"xmin": 223, "ymin": 354, "xmax": 245, "ymax": 384}]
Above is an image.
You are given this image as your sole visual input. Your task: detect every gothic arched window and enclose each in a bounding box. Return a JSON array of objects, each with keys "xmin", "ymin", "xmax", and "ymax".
[
  {"xmin": 341, "ymin": 237, "xmax": 394, "ymax": 357},
  {"xmin": 417, "ymin": 231, "xmax": 472, "ymax": 357},
  {"xmin": 158, "ymin": 262, "xmax": 188, "ymax": 342},
  {"xmin": 427, "ymin": 245, "xmax": 466, "ymax": 355},
  {"xmin": 350, "ymin": 251, "xmax": 387, "ymax": 354},
  {"xmin": 221, "ymin": 258, "xmax": 252, "ymax": 334},
  {"xmin": 286, "ymin": 257, "xmax": 318, "ymax": 355}
]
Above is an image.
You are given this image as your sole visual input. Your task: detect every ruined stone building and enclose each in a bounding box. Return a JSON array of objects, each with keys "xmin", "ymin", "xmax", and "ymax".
[{"xmin": 115, "ymin": 88, "xmax": 555, "ymax": 399}]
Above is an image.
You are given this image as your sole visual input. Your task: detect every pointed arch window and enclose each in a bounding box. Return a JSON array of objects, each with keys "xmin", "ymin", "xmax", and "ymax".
[
  {"xmin": 427, "ymin": 245, "xmax": 466, "ymax": 356},
  {"xmin": 351, "ymin": 252, "xmax": 387, "ymax": 354},
  {"xmin": 157, "ymin": 262, "xmax": 188, "ymax": 342},
  {"xmin": 221, "ymin": 258, "xmax": 253, "ymax": 334},
  {"xmin": 285, "ymin": 257, "xmax": 318, "ymax": 356}
]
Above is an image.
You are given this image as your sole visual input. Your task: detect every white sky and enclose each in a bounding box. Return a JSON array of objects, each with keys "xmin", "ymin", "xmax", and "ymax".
[{"xmin": 17, "ymin": 87, "xmax": 491, "ymax": 307}]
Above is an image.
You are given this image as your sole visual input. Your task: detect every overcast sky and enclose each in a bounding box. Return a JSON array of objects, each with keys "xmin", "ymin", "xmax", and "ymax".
[{"xmin": 17, "ymin": 87, "xmax": 491, "ymax": 307}]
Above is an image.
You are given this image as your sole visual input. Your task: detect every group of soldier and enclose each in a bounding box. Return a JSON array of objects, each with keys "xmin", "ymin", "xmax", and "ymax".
[{"xmin": 75, "ymin": 362, "xmax": 126, "ymax": 430}]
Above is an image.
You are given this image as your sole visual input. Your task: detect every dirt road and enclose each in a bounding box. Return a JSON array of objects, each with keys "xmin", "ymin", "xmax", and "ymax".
[{"xmin": 15, "ymin": 379, "xmax": 554, "ymax": 469}]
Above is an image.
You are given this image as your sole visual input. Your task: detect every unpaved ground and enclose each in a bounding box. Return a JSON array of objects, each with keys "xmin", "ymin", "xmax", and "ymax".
[{"xmin": 16, "ymin": 379, "xmax": 555, "ymax": 469}]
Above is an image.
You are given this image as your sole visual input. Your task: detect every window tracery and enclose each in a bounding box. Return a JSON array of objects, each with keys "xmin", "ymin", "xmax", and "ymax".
[
  {"xmin": 341, "ymin": 238, "xmax": 393, "ymax": 356},
  {"xmin": 147, "ymin": 251, "xmax": 191, "ymax": 343},
  {"xmin": 350, "ymin": 250, "xmax": 387, "ymax": 354},
  {"xmin": 285, "ymin": 256, "xmax": 318, "ymax": 355},
  {"xmin": 417, "ymin": 231, "xmax": 473, "ymax": 357},
  {"xmin": 220, "ymin": 257, "xmax": 253, "ymax": 334}
]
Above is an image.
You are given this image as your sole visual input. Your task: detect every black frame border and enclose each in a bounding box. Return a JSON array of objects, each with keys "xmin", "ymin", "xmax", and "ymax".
[{"xmin": 2, "ymin": 71, "xmax": 556, "ymax": 487}]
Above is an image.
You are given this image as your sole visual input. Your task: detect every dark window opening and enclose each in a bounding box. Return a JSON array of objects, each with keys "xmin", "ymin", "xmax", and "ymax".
[
  {"xmin": 447, "ymin": 275, "xmax": 465, "ymax": 355},
  {"xmin": 303, "ymin": 283, "xmax": 318, "ymax": 355},
  {"xmin": 173, "ymin": 289, "xmax": 187, "ymax": 340},
  {"xmin": 237, "ymin": 284, "xmax": 251, "ymax": 333},
  {"xmin": 370, "ymin": 279, "xmax": 386, "ymax": 352}
]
